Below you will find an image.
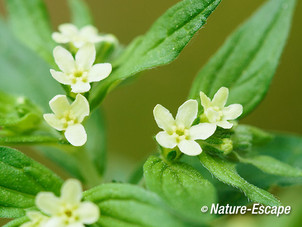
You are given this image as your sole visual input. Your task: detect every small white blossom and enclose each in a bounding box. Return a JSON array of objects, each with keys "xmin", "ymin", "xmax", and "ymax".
[
  {"xmin": 200, "ymin": 87, "xmax": 243, "ymax": 129},
  {"xmin": 153, "ymin": 100, "xmax": 216, "ymax": 156},
  {"xmin": 52, "ymin": 23, "xmax": 116, "ymax": 48},
  {"xmin": 20, "ymin": 211, "xmax": 49, "ymax": 227},
  {"xmin": 36, "ymin": 179, "xmax": 100, "ymax": 227},
  {"xmin": 43, "ymin": 94, "xmax": 89, "ymax": 146},
  {"xmin": 51, "ymin": 44, "xmax": 112, "ymax": 93}
]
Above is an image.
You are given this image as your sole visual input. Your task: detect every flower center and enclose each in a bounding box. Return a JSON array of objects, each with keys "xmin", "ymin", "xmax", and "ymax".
[
  {"xmin": 205, "ymin": 106, "xmax": 223, "ymax": 123},
  {"xmin": 70, "ymin": 71, "xmax": 89, "ymax": 84},
  {"xmin": 173, "ymin": 125, "xmax": 190, "ymax": 143},
  {"xmin": 60, "ymin": 110, "xmax": 78, "ymax": 128}
]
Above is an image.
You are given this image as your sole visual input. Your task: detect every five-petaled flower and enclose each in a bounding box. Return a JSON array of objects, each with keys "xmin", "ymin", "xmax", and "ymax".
[
  {"xmin": 153, "ymin": 100, "xmax": 216, "ymax": 156},
  {"xmin": 20, "ymin": 211, "xmax": 49, "ymax": 227},
  {"xmin": 51, "ymin": 44, "xmax": 112, "ymax": 93},
  {"xmin": 200, "ymin": 87, "xmax": 243, "ymax": 129},
  {"xmin": 43, "ymin": 94, "xmax": 89, "ymax": 146},
  {"xmin": 52, "ymin": 23, "xmax": 116, "ymax": 48},
  {"xmin": 36, "ymin": 179, "xmax": 100, "ymax": 227}
]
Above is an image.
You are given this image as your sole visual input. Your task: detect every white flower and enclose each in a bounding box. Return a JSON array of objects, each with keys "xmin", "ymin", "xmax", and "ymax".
[
  {"xmin": 43, "ymin": 94, "xmax": 89, "ymax": 146},
  {"xmin": 153, "ymin": 100, "xmax": 216, "ymax": 156},
  {"xmin": 20, "ymin": 211, "xmax": 49, "ymax": 227},
  {"xmin": 52, "ymin": 23, "xmax": 116, "ymax": 48},
  {"xmin": 36, "ymin": 179, "xmax": 100, "ymax": 227},
  {"xmin": 200, "ymin": 87, "xmax": 243, "ymax": 129},
  {"xmin": 50, "ymin": 44, "xmax": 112, "ymax": 93}
]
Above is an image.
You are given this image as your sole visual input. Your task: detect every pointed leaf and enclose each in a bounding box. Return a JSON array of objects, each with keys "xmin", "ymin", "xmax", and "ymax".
[
  {"xmin": 68, "ymin": 0, "xmax": 94, "ymax": 27},
  {"xmin": 189, "ymin": 0, "xmax": 296, "ymax": 116}
]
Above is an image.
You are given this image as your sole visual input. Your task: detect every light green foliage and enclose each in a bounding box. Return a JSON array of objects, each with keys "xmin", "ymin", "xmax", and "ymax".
[
  {"xmin": 84, "ymin": 183, "xmax": 186, "ymax": 227},
  {"xmin": 0, "ymin": 135, "xmax": 60, "ymax": 146},
  {"xmin": 189, "ymin": 0, "xmax": 296, "ymax": 116},
  {"xmin": 89, "ymin": 0, "xmax": 222, "ymax": 109},
  {"xmin": 5, "ymin": 0, "xmax": 56, "ymax": 65},
  {"xmin": 238, "ymin": 134, "xmax": 302, "ymax": 188},
  {"xmin": 85, "ymin": 110, "xmax": 107, "ymax": 176},
  {"xmin": 0, "ymin": 147, "xmax": 63, "ymax": 218},
  {"xmin": 199, "ymin": 152, "xmax": 280, "ymax": 206},
  {"xmin": 238, "ymin": 155, "xmax": 302, "ymax": 177},
  {"xmin": 144, "ymin": 155, "xmax": 216, "ymax": 225},
  {"xmin": 0, "ymin": 19, "xmax": 62, "ymax": 110},
  {"xmin": 68, "ymin": 0, "xmax": 94, "ymax": 27},
  {"xmin": 3, "ymin": 216, "xmax": 28, "ymax": 227}
]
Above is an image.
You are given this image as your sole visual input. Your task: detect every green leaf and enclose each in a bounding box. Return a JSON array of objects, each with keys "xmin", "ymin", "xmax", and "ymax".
[
  {"xmin": 5, "ymin": 0, "xmax": 56, "ymax": 65},
  {"xmin": 3, "ymin": 216, "xmax": 28, "ymax": 227},
  {"xmin": 84, "ymin": 183, "xmax": 186, "ymax": 227},
  {"xmin": 85, "ymin": 110, "xmax": 107, "ymax": 176},
  {"xmin": 144, "ymin": 155, "xmax": 216, "ymax": 225},
  {"xmin": 0, "ymin": 19, "xmax": 62, "ymax": 110},
  {"xmin": 68, "ymin": 0, "xmax": 94, "ymax": 27},
  {"xmin": 0, "ymin": 147, "xmax": 63, "ymax": 218},
  {"xmin": 238, "ymin": 155, "xmax": 302, "ymax": 177},
  {"xmin": 238, "ymin": 134, "xmax": 302, "ymax": 188},
  {"xmin": 89, "ymin": 0, "xmax": 222, "ymax": 109},
  {"xmin": 199, "ymin": 152, "xmax": 280, "ymax": 206},
  {"xmin": 189, "ymin": 0, "xmax": 296, "ymax": 116}
]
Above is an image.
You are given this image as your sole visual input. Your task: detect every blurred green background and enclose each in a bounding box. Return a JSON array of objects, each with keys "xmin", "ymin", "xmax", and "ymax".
[{"xmin": 0, "ymin": 0, "xmax": 301, "ymax": 226}]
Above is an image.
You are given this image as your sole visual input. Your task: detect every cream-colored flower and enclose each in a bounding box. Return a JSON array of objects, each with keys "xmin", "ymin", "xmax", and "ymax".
[
  {"xmin": 51, "ymin": 44, "xmax": 112, "ymax": 93},
  {"xmin": 153, "ymin": 100, "xmax": 216, "ymax": 156},
  {"xmin": 200, "ymin": 87, "xmax": 243, "ymax": 129},
  {"xmin": 52, "ymin": 23, "xmax": 116, "ymax": 48},
  {"xmin": 20, "ymin": 211, "xmax": 49, "ymax": 227},
  {"xmin": 36, "ymin": 179, "xmax": 100, "ymax": 227},
  {"xmin": 43, "ymin": 94, "xmax": 89, "ymax": 146}
]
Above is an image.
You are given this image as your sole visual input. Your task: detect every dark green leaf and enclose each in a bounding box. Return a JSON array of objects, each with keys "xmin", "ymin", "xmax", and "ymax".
[
  {"xmin": 0, "ymin": 147, "xmax": 63, "ymax": 218},
  {"xmin": 90, "ymin": 0, "xmax": 221, "ymax": 109},
  {"xmin": 199, "ymin": 152, "xmax": 280, "ymax": 206},
  {"xmin": 0, "ymin": 19, "xmax": 62, "ymax": 110},
  {"xmin": 68, "ymin": 0, "xmax": 94, "ymax": 27},
  {"xmin": 5, "ymin": 0, "xmax": 55, "ymax": 64},
  {"xmin": 84, "ymin": 183, "xmax": 186, "ymax": 227},
  {"xmin": 189, "ymin": 0, "xmax": 296, "ymax": 116},
  {"xmin": 144, "ymin": 155, "xmax": 216, "ymax": 225}
]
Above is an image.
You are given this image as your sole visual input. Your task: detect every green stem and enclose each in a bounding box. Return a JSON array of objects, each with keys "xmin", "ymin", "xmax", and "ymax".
[{"xmin": 72, "ymin": 147, "xmax": 102, "ymax": 188}]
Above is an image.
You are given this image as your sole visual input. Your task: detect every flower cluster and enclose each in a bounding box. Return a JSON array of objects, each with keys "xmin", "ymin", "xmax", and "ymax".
[
  {"xmin": 44, "ymin": 24, "xmax": 113, "ymax": 146},
  {"xmin": 21, "ymin": 179, "xmax": 100, "ymax": 227},
  {"xmin": 153, "ymin": 87, "xmax": 243, "ymax": 156}
]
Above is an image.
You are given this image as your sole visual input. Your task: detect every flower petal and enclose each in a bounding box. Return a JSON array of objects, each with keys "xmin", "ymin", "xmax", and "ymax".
[
  {"xmin": 199, "ymin": 91, "xmax": 211, "ymax": 109},
  {"xmin": 212, "ymin": 87, "xmax": 229, "ymax": 108},
  {"xmin": 88, "ymin": 63, "xmax": 112, "ymax": 82},
  {"xmin": 71, "ymin": 94, "xmax": 90, "ymax": 122},
  {"xmin": 71, "ymin": 81, "xmax": 91, "ymax": 93},
  {"xmin": 153, "ymin": 104, "xmax": 175, "ymax": 132},
  {"xmin": 36, "ymin": 192, "xmax": 60, "ymax": 215},
  {"xmin": 223, "ymin": 104, "xmax": 243, "ymax": 120},
  {"xmin": 76, "ymin": 44, "xmax": 96, "ymax": 70},
  {"xmin": 58, "ymin": 23, "xmax": 78, "ymax": 35},
  {"xmin": 44, "ymin": 217, "xmax": 63, "ymax": 227},
  {"xmin": 178, "ymin": 140, "xmax": 202, "ymax": 156},
  {"xmin": 205, "ymin": 108, "xmax": 220, "ymax": 123},
  {"xmin": 176, "ymin": 99, "xmax": 198, "ymax": 128},
  {"xmin": 49, "ymin": 95, "xmax": 70, "ymax": 116},
  {"xmin": 155, "ymin": 131, "xmax": 177, "ymax": 149},
  {"xmin": 50, "ymin": 69, "xmax": 71, "ymax": 85},
  {"xmin": 53, "ymin": 46, "xmax": 75, "ymax": 73},
  {"xmin": 52, "ymin": 32, "xmax": 70, "ymax": 43},
  {"xmin": 77, "ymin": 201, "xmax": 100, "ymax": 224},
  {"xmin": 217, "ymin": 120, "xmax": 233, "ymax": 129},
  {"xmin": 190, "ymin": 123, "xmax": 216, "ymax": 140},
  {"xmin": 64, "ymin": 124, "xmax": 87, "ymax": 146},
  {"xmin": 43, "ymin": 114, "xmax": 64, "ymax": 131},
  {"xmin": 61, "ymin": 179, "xmax": 82, "ymax": 204}
]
